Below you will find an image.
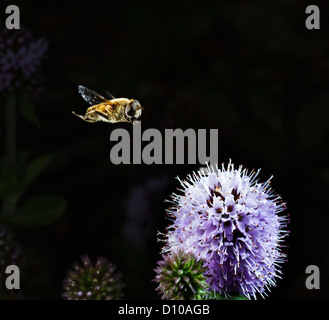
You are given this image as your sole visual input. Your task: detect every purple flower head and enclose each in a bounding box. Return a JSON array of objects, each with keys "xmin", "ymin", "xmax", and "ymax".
[
  {"xmin": 162, "ymin": 161, "xmax": 289, "ymax": 299},
  {"xmin": 0, "ymin": 27, "xmax": 48, "ymax": 96}
]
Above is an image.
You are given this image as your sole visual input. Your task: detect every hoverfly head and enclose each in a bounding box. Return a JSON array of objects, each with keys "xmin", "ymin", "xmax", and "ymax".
[{"xmin": 126, "ymin": 100, "xmax": 142, "ymax": 119}]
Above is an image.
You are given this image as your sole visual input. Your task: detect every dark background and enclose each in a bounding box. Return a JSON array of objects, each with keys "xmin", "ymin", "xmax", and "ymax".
[{"xmin": 0, "ymin": 0, "xmax": 329, "ymax": 299}]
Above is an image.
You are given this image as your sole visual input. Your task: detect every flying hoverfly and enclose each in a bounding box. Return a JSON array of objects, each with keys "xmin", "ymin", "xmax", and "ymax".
[{"xmin": 72, "ymin": 85, "xmax": 142, "ymax": 124}]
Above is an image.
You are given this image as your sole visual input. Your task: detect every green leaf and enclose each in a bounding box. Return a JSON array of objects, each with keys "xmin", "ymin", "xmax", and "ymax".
[
  {"xmin": 0, "ymin": 153, "xmax": 55, "ymax": 213},
  {"xmin": 18, "ymin": 91, "xmax": 41, "ymax": 129},
  {"xmin": 0, "ymin": 171, "xmax": 20, "ymax": 202},
  {"xmin": 0, "ymin": 150, "xmax": 29, "ymax": 179},
  {"xmin": 1, "ymin": 194, "xmax": 66, "ymax": 228},
  {"xmin": 16, "ymin": 153, "xmax": 55, "ymax": 200},
  {"xmin": 203, "ymin": 290, "xmax": 249, "ymax": 300}
]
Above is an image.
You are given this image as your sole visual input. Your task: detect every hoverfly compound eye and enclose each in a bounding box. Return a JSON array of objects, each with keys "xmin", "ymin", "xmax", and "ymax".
[
  {"xmin": 125, "ymin": 104, "xmax": 134, "ymax": 118},
  {"xmin": 131, "ymin": 100, "xmax": 142, "ymax": 119}
]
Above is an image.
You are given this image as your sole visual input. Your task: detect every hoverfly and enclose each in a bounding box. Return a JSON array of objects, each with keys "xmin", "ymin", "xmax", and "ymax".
[{"xmin": 72, "ymin": 85, "xmax": 142, "ymax": 124}]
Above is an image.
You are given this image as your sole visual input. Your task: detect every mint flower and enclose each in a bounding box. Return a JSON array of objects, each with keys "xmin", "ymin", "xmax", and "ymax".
[
  {"xmin": 0, "ymin": 28, "xmax": 47, "ymax": 96},
  {"xmin": 154, "ymin": 250, "xmax": 209, "ymax": 300},
  {"xmin": 162, "ymin": 161, "xmax": 289, "ymax": 299},
  {"xmin": 62, "ymin": 255, "xmax": 124, "ymax": 300}
]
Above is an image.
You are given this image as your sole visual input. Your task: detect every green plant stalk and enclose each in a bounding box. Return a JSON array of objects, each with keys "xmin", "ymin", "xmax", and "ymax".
[
  {"xmin": 5, "ymin": 93, "xmax": 16, "ymax": 169},
  {"xmin": 3, "ymin": 92, "xmax": 17, "ymax": 215}
]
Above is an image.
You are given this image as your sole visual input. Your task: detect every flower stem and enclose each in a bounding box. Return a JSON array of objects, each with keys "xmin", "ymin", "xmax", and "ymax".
[
  {"xmin": 3, "ymin": 92, "xmax": 17, "ymax": 215},
  {"xmin": 5, "ymin": 92, "xmax": 17, "ymax": 171}
]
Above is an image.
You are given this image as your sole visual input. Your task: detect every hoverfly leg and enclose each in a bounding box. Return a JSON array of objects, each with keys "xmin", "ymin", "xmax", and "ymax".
[
  {"xmin": 72, "ymin": 111, "xmax": 85, "ymax": 119},
  {"xmin": 72, "ymin": 111, "xmax": 95, "ymax": 123},
  {"xmin": 95, "ymin": 111, "xmax": 109, "ymax": 120}
]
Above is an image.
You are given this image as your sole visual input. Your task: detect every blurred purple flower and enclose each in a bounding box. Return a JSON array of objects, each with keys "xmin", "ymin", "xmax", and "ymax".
[
  {"xmin": 0, "ymin": 28, "xmax": 47, "ymax": 95},
  {"xmin": 124, "ymin": 175, "xmax": 170, "ymax": 250},
  {"xmin": 162, "ymin": 161, "xmax": 289, "ymax": 299},
  {"xmin": 0, "ymin": 224, "xmax": 24, "ymax": 299}
]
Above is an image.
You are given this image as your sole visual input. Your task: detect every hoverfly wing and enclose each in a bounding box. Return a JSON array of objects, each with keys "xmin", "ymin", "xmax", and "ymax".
[
  {"xmin": 78, "ymin": 85, "xmax": 107, "ymax": 105},
  {"xmin": 105, "ymin": 90, "xmax": 115, "ymax": 100}
]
